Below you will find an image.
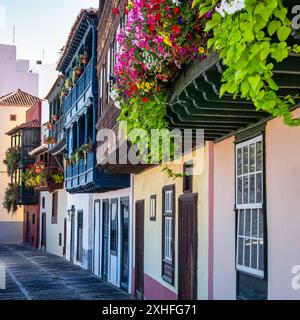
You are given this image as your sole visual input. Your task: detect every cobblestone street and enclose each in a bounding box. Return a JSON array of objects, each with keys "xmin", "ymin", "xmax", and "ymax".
[{"xmin": 0, "ymin": 244, "xmax": 132, "ymax": 300}]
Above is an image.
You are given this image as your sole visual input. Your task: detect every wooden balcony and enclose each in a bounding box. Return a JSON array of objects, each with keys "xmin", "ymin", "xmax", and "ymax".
[
  {"xmin": 34, "ymin": 167, "xmax": 64, "ymax": 193},
  {"xmin": 63, "ymin": 57, "xmax": 97, "ymax": 129},
  {"xmin": 96, "ymin": 103, "xmax": 150, "ymax": 175},
  {"xmin": 65, "ymin": 150, "xmax": 130, "ymax": 194}
]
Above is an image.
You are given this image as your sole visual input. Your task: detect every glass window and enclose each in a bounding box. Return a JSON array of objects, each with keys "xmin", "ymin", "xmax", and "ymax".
[
  {"xmin": 150, "ymin": 195, "xmax": 156, "ymax": 221},
  {"xmin": 110, "ymin": 199, "xmax": 118, "ymax": 255},
  {"xmin": 236, "ymin": 136, "xmax": 264, "ymax": 278}
]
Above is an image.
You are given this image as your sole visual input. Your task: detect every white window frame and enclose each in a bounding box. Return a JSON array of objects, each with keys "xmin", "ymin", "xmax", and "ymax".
[
  {"xmin": 164, "ymin": 216, "xmax": 173, "ymax": 262},
  {"xmin": 236, "ymin": 135, "xmax": 264, "ymax": 278},
  {"xmin": 165, "ymin": 190, "xmax": 173, "ymax": 213}
]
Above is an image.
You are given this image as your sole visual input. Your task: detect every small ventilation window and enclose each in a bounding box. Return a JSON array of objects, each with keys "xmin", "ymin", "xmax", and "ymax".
[{"xmin": 10, "ymin": 114, "xmax": 17, "ymax": 121}]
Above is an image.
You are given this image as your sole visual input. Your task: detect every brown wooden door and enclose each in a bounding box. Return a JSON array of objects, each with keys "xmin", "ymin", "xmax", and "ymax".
[
  {"xmin": 178, "ymin": 193, "xmax": 198, "ymax": 300},
  {"xmin": 135, "ymin": 200, "xmax": 144, "ymax": 300}
]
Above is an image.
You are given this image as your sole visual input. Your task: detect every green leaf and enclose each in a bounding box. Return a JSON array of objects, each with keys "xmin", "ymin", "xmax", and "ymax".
[
  {"xmin": 267, "ymin": 20, "xmax": 281, "ymax": 36},
  {"xmin": 277, "ymin": 26, "xmax": 291, "ymax": 42},
  {"xmin": 248, "ymin": 75, "xmax": 262, "ymax": 92},
  {"xmin": 273, "ymin": 7, "xmax": 288, "ymax": 23},
  {"xmin": 205, "ymin": 13, "xmax": 222, "ymax": 32},
  {"xmin": 267, "ymin": 78, "xmax": 279, "ymax": 91},
  {"xmin": 254, "ymin": 3, "xmax": 272, "ymax": 22},
  {"xmin": 241, "ymin": 80, "xmax": 250, "ymax": 97},
  {"xmin": 199, "ymin": 6, "xmax": 211, "ymax": 17}
]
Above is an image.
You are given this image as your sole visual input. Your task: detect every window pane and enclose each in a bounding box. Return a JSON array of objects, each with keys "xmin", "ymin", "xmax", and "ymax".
[
  {"xmin": 249, "ymin": 143, "xmax": 255, "ymax": 172},
  {"xmin": 243, "ymin": 176, "xmax": 249, "ymax": 204},
  {"xmin": 238, "ymin": 238, "xmax": 244, "ymax": 265},
  {"xmin": 259, "ymin": 240, "xmax": 264, "ymax": 271},
  {"xmin": 110, "ymin": 202, "xmax": 118, "ymax": 254},
  {"xmin": 243, "ymin": 146, "xmax": 249, "ymax": 174},
  {"xmin": 245, "ymin": 209, "xmax": 251, "ymax": 237},
  {"xmin": 259, "ymin": 209, "xmax": 264, "ymax": 238},
  {"xmin": 256, "ymin": 141, "xmax": 262, "ymax": 171},
  {"xmin": 238, "ymin": 210, "xmax": 244, "ymax": 236},
  {"xmin": 237, "ymin": 148, "xmax": 242, "ymax": 176},
  {"xmin": 250, "ymin": 174, "xmax": 255, "ymax": 203},
  {"xmin": 244, "ymin": 238, "xmax": 251, "ymax": 267},
  {"xmin": 252, "ymin": 209, "xmax": 258, "ymax": 238},
  {"xmin": 256, "ymin": 173, "xmax": 262, "ymax": 203},
  {"xmin": 251, "ymin": 239, "xmax": 258, "ymax": 269},
  {"xmin": 237, "ymin": 177, "xmax": 243, "ymax": 205}
]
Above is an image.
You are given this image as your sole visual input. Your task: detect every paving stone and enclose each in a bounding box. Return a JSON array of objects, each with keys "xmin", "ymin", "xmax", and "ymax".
[{"xmin": 0, "ymin": 244, "xmax": 133, "ymax": 300}]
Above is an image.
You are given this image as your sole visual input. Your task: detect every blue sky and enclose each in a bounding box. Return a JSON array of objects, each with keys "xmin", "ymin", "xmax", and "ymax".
[{"xmin": 0, "ymin": 0, "xmax": 98, "ymax": 64}]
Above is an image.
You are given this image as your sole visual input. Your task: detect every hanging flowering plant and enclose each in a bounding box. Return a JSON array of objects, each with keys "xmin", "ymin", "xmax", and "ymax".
[
  {"xmin": 114, "ymin": 0, "xmax": 212, "ymax": 134},
  {"xmin": 22, "ymin": 162, "xmax": 64, "ymax": 189},
  {"xmin": 22, "ymin": 162, "xmax": 47, "ymax": 188}
]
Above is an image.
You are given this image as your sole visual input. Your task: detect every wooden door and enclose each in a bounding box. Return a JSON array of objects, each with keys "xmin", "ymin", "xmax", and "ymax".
[
  {"xmin": 178, "ymin": 193, "xmax": 198, "ymax": 300},
  {"xmin": 41, "ymin": 213, "xmax": 46, "ymax": 251},
  {"xmin": 135, "ymin": 200, "xmax": 144, "ymax": 300}
]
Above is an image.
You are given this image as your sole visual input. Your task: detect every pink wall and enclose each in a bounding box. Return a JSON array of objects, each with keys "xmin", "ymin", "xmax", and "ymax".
[
  {"xmin": 26, "ymin": 101, "xmax": 42, "ymax": 123},
  {"xmin": 144, "ymin": 273, "xmax": 177, "ymax": 300},
  {"xmin": 0, "ymin": 44, "xmax": 38, "ymax": 97},
  {"xmin": 213, "ymin": 136, "xmax": 236, "ymax": 300},
  {"xmin": 266, "ymin": 109, "xmax": 300, "ymax": 299}
]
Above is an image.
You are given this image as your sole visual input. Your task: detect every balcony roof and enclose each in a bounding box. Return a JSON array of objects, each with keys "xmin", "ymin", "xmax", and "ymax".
[
  {"xmin": 167, "ymin": 53, "xmax": 300, "ymax": 141},
  {"xmin": 57, "ymin": 8, "xmax": 98, "ymax": 73},
  {"xmin": 0, "ymin": 89, "xmax": 42, "ymax": 108},
  {"xmin": 28, "ymin": 144, "xmax": 48, "ymax": 157},
  {"xmin": 6, "ymin": 119, "xmax": 40, "ymax": 136}
]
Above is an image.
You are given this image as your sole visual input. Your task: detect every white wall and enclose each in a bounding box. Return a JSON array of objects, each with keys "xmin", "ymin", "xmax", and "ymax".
[
  {"xmin": 0, "ymin": 44, "xmax": 38, "ymax": 97},
  {"xmin": 93, "ymin": 188, "xmax": 132, "ymax": 293},
  {"xmin": 66, "ymin": 193, "xmax": 94, "ymax": 270},
  {"xmin": 40, "ymin": 189, "xmax": 68, "ymax": 257}
]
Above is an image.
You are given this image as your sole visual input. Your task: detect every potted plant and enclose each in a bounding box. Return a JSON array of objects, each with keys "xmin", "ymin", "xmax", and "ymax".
[
  {"xmin": 44, "ymin": 136, "xmax": 56, "ymax": 145},
  {"xmin": 75, "ymin": 65, "xmax": 83, "ymax": 76},
  {"xmin": 70, "ymin": 153, "xmax": 77, "ymax": 164},
  {"xmin": 45, "ymin": 122, "xmax": 54, "ymax": 130},
  {"xmin": 81, "ymin": 51, "xmax": 88, "ymax": 65},
  {"xmin": 87, "ymin": 138, "xmax": 94, "ymax": 153},
  {"xmin": 52, "ymin": 114, "xmax": 60, "ymax": 122}
]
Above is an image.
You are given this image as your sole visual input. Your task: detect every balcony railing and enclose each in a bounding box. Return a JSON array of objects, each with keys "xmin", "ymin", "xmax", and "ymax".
[
  {"xmin": 63, "ymin": 57, "xmax": 96, "ymax": 126},
  {"xmin": 18, "ymin": 184, "xmax": 38, "ymax": 205},
  {"xmin": 65, "ymin": 151, "xmax": 94, "ymax": 191},
  {"xmin": 48, "ymin": 116, "xmax": 65, "ymax": 151}
]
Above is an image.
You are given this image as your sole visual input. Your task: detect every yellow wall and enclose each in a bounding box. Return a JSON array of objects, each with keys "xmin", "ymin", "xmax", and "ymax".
[
  {"xmin": 0, "ymin": 106, "xmax": 29, "ymax": 222},
  {"xmin": 134, "ymin": 143, "xmax": 210, "ymax": 299}
]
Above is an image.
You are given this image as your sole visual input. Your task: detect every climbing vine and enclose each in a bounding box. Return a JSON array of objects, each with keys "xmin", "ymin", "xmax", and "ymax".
[{"xmin": 193, "ymin": 0, "xmax": 300, "ymax": 125}]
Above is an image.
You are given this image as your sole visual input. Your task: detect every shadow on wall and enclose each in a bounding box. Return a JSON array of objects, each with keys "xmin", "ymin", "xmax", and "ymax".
[{"xmin": 0, "ymin": 222, "xmax": 23, "ymax": 243}]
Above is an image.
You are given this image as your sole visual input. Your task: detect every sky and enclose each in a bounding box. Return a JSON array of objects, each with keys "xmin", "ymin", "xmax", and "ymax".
[{"xmin": 0, "ymin": 0, "xmax": 98, "ymax": 64}]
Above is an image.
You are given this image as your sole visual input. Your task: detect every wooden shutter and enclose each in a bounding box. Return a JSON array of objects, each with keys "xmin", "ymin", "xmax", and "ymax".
[{"xmin": 162, "ymin": 185, "xmax": 175, "ymax": 285}]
